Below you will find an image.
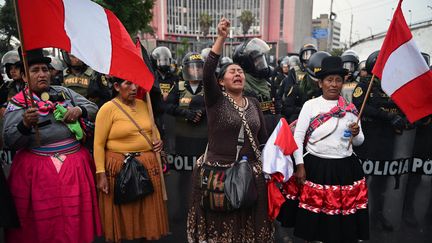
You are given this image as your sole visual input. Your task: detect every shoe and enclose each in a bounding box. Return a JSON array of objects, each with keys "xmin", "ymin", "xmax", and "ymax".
[{"xmin": 376, "ymin": 213, "xmax": 394, "ymax": 231}]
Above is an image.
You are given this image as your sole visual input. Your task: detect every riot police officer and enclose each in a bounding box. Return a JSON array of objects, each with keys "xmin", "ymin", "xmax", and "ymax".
[
  {"xmin": 150, "ymin": 46, "xmax": 180, "ymax": 155},
  {"xmin": 151, "ymin": 46, "xmax": 179, "ymax": 102},
  {"xmin": 61, "ymin": 52, "xmax": 110, "ymax": 108},
  {"xmin": 233, "ymin": 38, "xmax": 280, "ymax": 134},
  {"xmin": 165, "ymin": 52, "xmax": 207, "ymax": 241},
  {"xmin": 1, "ymin": 50, "xmax": 24, "ymax": 105},
  {"xmin": 401, "ymin": 52, "xmax": 432, "ymax": 228},
  {"xmin": 297, "ymin": 43, "xmax": 317, "ymax": 82},
  {"xmin": 48, "ymin": 55, "xmax": 65, "ymax": 85},
  {"xmin": 341, "ymin": 50, "xmax": 360, "ymax": 103},
  {"xmin": 352, "ymin": 50, "xmax": 411, "ymax": 231}
]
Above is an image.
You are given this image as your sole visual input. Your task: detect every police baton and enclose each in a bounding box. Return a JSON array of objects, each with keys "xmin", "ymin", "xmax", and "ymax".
[{"xmin": 347, "ymin": 74, "xmax": 375, "ymax": 149}]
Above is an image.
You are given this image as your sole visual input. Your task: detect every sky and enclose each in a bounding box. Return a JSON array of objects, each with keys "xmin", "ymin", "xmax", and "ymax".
[{"xmin": 313, "ymin": 0, "xmax": 432, "ymax": 45}]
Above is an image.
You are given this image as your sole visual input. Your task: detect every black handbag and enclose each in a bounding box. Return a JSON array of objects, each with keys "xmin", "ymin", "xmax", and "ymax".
[{"xmin": 114, "ymin": 153, "xmax": 154, "ymax": 205}]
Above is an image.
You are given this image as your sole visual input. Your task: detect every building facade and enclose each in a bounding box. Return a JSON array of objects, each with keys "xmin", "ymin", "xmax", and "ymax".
[
  {"xmin": 143, "ymin": 0, "xmax": 313, "ymax": 60},
  {"xmin": 312, "ymin": 13, "xmax": 342, "ymax": 51}
]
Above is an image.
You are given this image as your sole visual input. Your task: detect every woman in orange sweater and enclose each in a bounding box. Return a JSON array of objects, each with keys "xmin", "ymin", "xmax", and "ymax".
[{"xmin": 94, "ymin": 78, "xmax": 169, "ymax": 242}]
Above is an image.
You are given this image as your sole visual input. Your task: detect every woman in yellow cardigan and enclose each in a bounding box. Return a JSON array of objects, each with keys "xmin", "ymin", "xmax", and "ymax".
[{"xmin": 94, "ymin": 78, "xmax": 168, "ymax": 242}]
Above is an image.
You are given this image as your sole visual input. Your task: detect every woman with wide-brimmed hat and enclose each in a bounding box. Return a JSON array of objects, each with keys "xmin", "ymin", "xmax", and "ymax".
[{"xmin": 278, "ymin": 56, "xmax": 369, "ymax": 243}]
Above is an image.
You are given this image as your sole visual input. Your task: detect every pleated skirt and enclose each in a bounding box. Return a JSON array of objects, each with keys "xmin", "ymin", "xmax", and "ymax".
[
  {"xmin": 98, "ymin": 151, "xmax": 169, "ymax": 242},
  {"xmin": 278, "ymin": 154, "xmax": 369, "ymax": 243},
  {"xmin": 5, "ymin": 147, "xmax": 102, "ymax": 243}
]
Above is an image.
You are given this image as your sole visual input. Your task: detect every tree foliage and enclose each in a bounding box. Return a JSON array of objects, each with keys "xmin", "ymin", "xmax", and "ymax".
[
  {"xmin": 199, "ymin": 12, "xmax": 212, "ymax": 37},
  {"xmin": 330, "ymin": 48, "xmax": 344, "ymax": 57},
  {"xmin": 93, "ymin": 0, "xmax": 155, "ymax": 36},
  {"xmin": 0, "ymin": 0, "xmax": 18, "ymax": 54},
  {"xmin": 239, "ymin": 10, "xmax": 255, "ymax": 36}
]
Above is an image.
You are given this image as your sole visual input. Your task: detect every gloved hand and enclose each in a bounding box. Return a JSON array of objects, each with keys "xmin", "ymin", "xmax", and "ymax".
[
  {"xmin": 390, "ymin": 114, "xmax": 406, "ymax": 131},
  {"xmin": 183, "ymin": 109, "xmax": 197, "ymax": 121}
]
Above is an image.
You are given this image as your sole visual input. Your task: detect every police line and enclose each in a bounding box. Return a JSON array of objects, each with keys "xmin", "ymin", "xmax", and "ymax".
[
  {"xmin": 359, "ymin": 157, "xmax": 432, "ymax": 175},
  {"xmin": 1, "ymin": 149, "xmax": 431, "ymax": 175}
]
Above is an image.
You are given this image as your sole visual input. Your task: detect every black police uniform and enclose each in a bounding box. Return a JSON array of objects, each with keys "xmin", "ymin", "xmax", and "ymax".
[
  {"xmin": 352, "ymin": 75, "xmax": 408, "ymax": 231},
  {"xmin": 277, "ymin": 69, "xmax": 302, "ymax": 123}
]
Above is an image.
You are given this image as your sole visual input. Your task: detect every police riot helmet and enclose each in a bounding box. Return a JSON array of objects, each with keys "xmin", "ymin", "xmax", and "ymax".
[
  {"xmin": 60, "ymin": 50, "xmax": 85, "ymax": 68},
  {"xmin": 306, "ymin": 51, "xmax": 331, "ymax": 79},
  {"xmin": 299, "ymin": 44, "xmax": 317, "ymax": 70},
  {"xmin": 341, "ymin": 50, "xmax": 359, "ymax": 73},
  {"xmin": 151, "ymin": 46, "xmax": 172, "ymax": 72},
  {"xmin": 1, "ymin": 50, "xmax": 20, "ymax": 78},
  {"xmin": 232, "ymin": 38, "xmax": 271, "ymax": 78},
  {"xmin": 280, "ymin": 56, "xmax": 290, "ymax": 68},
  {"xmin": 200, "ymin": 48, "xmax": 211, "ymax": 62},
  {"xmin": 220, "ymin": 56, "xmax": 233, "ymax": 67},
  {"xmin": 358, "ymin": 60, "xmax": 366, "ymax": 72},
  {"xmin": 216, "ymin": 56, "xmax": 234, "ymax": 77},
  {"xmin": 365, "ymin": 50, "xmax": 380, "ymax": 74},
  {"xmin": 182, "ymin": 52, "xmax": 204, "ymax": 81},
  {"xmin": 289, "ymin": 55, "xmax": 300, "ymax": 69},
  {"xmin": 48, "ymin": 55, "xmax": 65, "ymax": 71}
]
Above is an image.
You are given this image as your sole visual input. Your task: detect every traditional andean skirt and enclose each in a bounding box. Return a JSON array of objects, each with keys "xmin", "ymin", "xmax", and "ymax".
[
  {"xmin": 278, "ymin": 154, "xmax": 369, "ymax": 243},
  {"xmin": 6, "ymin": 140, "xmax": 102, "ymax": 243},
  {"xmin": 187, "ymin": 158, "xmax": 274, "ymax": 243},
  {"xmin": 98, "ymin": 151, "xmax": 169, "ymax": 242}
]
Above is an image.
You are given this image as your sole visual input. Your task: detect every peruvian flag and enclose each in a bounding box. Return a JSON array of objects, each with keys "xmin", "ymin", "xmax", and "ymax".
[
  {"xmin": 263, "ymin": 118, "xmax": 297, "ymax": 181},
  {"xmin": 262, "ymin": 118, "xmax": 298, "ymax": 221},
  {"xmin": 17, "ymin": 0, "xmax": 154, "ymax": 91},
  {"xmin": 372, "ymin": 0, "xmax": 432, "ymax": 123}
]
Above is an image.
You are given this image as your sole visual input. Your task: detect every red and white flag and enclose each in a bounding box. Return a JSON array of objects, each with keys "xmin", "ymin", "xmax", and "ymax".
[
  {"xmin": 372, "ymin": 0, "xmax": 432, "ymax": 123},
  {"xmin": 17, "ymin": 0, "xmax": 154, "ymax": 91},
  {"xmin": 263, "ymin": 118, "xmax": 298, "ymax": 220},
  {"xmin": 262, "ymin": 118, "xmax": 298, "ymax": 182}
]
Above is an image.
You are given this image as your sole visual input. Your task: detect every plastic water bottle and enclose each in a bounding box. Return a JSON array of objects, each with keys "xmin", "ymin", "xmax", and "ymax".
[{"xmin": 342, "ymin": 122, "xmax": 352, "ymax": 140}]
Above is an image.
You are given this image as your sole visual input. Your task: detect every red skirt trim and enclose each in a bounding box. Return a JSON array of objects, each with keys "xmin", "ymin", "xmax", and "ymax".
[{"xmin": 284, "ymin": 176, "xmax": 368, "ymax": 216}]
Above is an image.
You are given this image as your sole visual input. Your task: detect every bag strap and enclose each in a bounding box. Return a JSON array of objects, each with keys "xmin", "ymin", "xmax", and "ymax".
[
  {"xmin": 111, "ymin": 99, "xmax": 153, "ymax": 148},
  {"xmin": 222, "ymin": 92, "xmax": 262, "ymax": 160}
]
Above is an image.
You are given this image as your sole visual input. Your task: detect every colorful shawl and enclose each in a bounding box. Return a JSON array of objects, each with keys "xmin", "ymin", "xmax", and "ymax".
[{"xmin": 304, "ymin": 96, "xmax": 358, "ymax": 144}]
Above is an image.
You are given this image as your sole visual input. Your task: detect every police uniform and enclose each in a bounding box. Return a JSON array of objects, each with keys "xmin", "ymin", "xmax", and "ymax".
[
  {"xmin": 63, "ymin": 67, "xmax": 111, "ymax": 108},
  {"xmin": 341, "ymin": 80, "xmax": 357, "ymax": 103},
  {"xmin": 244, "ymin": 74, "xmax": 279, "ymax": 135},
  {"xmin": 166, "ymin": 80, "xmax": 207, "ymax": 163},
  {"xmin": 298, "ymin": 74, "xmax": 322, "ymax": 105},
  {"xmin": 352, "ymin": 75, "xmax": 409, "ymax": 231}
]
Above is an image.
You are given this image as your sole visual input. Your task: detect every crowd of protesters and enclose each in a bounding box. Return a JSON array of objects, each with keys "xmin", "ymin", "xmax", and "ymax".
[{"xmin": 0, "ymin": 16, "xmax": 431, "ymax": 243}]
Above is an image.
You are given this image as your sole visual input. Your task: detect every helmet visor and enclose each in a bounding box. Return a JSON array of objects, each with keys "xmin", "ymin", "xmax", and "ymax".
[
  {"xmin": 157, "ymin": 57, "xmax": 171, "ymax": 67},
  {"xmin": 301, "ymin": 50, "xmax": 314, "ymax": 62},
  {"xmin": 182, "ymin": 62, "xmax": 203, "ymax": 81},
  {"xmin": 244, "ymin": 38, "xmax": 270, "ymax": 58},
  {"xmin": 343, "ymin": 62, "xmax": 356, "ymax": 72},
  {"xmin": 253, "ymin": 55, "xmax": 268, "ymax": 71}
]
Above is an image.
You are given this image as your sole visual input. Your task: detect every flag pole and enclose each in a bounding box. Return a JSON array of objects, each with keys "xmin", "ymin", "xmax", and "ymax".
[
  {"xmin": 13, "ymin": 0, "xmax": 40, "ymax": 145},
  {"xmin": 145, "ymin": 92, "xmax": 168, "ymax": 201},
  {"xmin": 348, "ymin": 74, "xmax": 375, "ymax": 149}
]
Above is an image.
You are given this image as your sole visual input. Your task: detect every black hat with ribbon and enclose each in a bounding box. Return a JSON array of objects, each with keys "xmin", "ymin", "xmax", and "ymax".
[
  {"xmin": 315, "ymin": 56, "xmax": 348, "ymax": 79},
  {"xmin": 18, "ymin": 47, "xmax": 51, "ymax": 67}
]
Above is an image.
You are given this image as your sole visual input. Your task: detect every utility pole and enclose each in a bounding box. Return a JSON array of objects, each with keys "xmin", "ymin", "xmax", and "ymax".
[
  {"xmin": 349, "ymin": 13, "xmax": 353, "ymax": 47},
  {"xmin": 327, "ymin": 0, "xmax": 334, "ymax": 52}
]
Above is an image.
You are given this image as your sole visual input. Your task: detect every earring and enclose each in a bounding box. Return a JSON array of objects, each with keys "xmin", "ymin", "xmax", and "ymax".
[{"xmin": 221, "ymin": 86, "xmax": 225, "ymax": 91}]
